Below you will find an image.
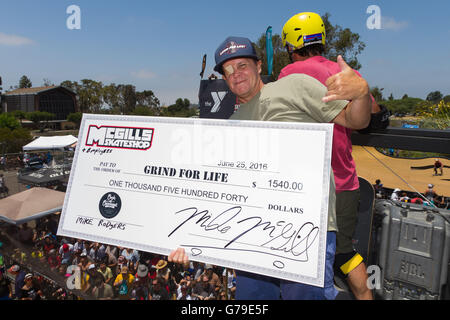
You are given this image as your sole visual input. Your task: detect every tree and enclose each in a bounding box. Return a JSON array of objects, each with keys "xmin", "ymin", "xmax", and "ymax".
[
  {"xmin": 322, "ymin": 13, "xmax": 365, "ymax": 70},
  {"xmin": 0, "ymin": 127, "xmax": 32, "ymax": 154},
  {"xmin": 102, "ymin": 83, "xmax": 121, "ymax": 112},
  {"xmin": 370, "ymin": 87, "xmax": 384, "ymax": 102},
  {"xmin": 426, "ymin": 91, "xmax": 443, "ymax": 103},
  {"xmin": 19, "ymin": 75, "xmax": 32, "ymax": 88},
  {"xmin": 0, "ymin": 113, "xmax": 21, "ymax": 130},
  {"xmin": 78, "ymin": 79, "xmax": 104, "ymax": 113},
  {"xmin": 136, "ymin": 90, "xmax": 160, "ymax": 109},
  {"xmin": 165, "ymin": 98, "xmax": 195, "ymax": 117},
  {"xmin": 120, "ymin": 84, "xmax": 137, "ymax": 114},
  {"xmin": 444, "ymin": 95, "xmax": 450, "ymax": 103},
  {"xmin": 26, "ymin": 111, "xmax": 56, "ymax": 132},
  {"xmin": 42, "ymin": 78, "xmax": 54, "ymax": 86},
  {"xmin": 67, "ymin": 112, "xmax": 83, "ymax": 128},
  {"xmin": 0, "ymin": 113, "xmax": 31, "ymax": 153},
  {"xmin": 11, "ymin": 110, "xmax": 27, "ymax": 125},
  {"xmin": 254, "ymin": 12, "xmax": 366, "ymax": 79}
]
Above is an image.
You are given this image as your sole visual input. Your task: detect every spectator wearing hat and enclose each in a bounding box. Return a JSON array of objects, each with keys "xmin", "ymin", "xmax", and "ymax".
[
  {"xmin": 131, "ymin": 264, "xmax": 151, "ymax": 300},
  {"xmin": 390, "ymin": 188, "xmax": 401, "ymax": 201},
  {"xmin": 202, "ymin": 264, "xmax": 222, "ymax": 290},
  {"xmin": 59, "ymin": 243, "xmax": 74, "ymax": 265},
  {"xmin": 155, "ymin": 259, "xmax": 171, "ymax": 283},
  {"xmin": 114, "ymin": 266, "xmax": 135, "ymax": 300},
  {"xmin": 0, "ymin": 270, "xmax": 13, "ymax": 300},
  {"xmin": 20, "ymin": 273, "xmax": 42, "ymax": 300},
  {"xmin": 425, "ymin": 184, "xmax": 438, "ymax": 203},
  {"xmin": 78, "ymin": 252, "xmax": 92, "ymax": 272},
  {"xmin": 8, "ymin": 265, "xmax": 26, "ymax": 299}
]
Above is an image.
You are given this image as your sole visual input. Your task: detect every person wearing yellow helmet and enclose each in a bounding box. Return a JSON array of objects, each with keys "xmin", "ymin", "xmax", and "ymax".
[
  {"xmin": 279, "ymin": 12, "xmax": 386, "ymax": 300},
  {"xmin": 282, "ymin": 12, "xmax": 326, "ymax": 61}
]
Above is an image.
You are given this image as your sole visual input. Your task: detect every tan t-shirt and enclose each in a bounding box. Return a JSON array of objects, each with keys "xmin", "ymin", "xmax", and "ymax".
[{"xmin": 230, "ymin": 73, "xmax": 349, "ymax": 231}]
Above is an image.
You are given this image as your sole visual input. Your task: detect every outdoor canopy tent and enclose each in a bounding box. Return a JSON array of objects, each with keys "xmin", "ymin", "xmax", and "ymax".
[
  {"xmin": 0, "ymin": 187, "xmax": 65, "ymax": 225},
  {"xmin": 22, "ymin": 135, "xmax": 78, "ymax": 151}
]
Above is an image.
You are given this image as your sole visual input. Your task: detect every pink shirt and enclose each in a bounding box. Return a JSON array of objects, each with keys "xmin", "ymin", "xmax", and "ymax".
[{"xmin": 278, "ymin": 56, "xmax": 359, "ymax": 192}]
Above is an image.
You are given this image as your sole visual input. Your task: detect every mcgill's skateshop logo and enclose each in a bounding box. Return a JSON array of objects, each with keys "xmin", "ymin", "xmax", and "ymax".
[{"xmin": 86, "ymin": 125, "xmax": 154, "ymax": 150}]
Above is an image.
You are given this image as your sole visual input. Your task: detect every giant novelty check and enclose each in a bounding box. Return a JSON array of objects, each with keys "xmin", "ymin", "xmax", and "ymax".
[{"xmin": 58, "ymin": 114, "xmax": 334, "ymax": 287}]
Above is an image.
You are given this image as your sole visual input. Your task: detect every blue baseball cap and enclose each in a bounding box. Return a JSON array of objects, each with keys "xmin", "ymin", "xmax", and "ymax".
[{"xmin": 214, "ymin": 36, "xmax": 259, "ymax": 74}]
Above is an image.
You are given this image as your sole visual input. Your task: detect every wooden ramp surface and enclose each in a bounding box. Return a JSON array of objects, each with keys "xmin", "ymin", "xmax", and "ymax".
[{"xmin": 352, "ymin": 146, "xmax": 450, "ymax": 196}]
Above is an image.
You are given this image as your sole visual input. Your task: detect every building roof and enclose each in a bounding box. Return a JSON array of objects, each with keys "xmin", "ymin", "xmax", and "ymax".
[{"xmin": 5, "ymin": 85, "xmax": 75, "ymax": 96}]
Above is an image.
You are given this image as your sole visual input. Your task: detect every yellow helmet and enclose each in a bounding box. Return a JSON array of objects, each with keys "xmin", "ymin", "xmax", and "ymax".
[{"xmin": 282, "ymin": 12, "xmax": 326, "ymax": 52}]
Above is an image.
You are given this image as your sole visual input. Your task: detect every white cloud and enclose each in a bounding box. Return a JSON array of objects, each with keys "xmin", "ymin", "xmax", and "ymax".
[
  {"xmin": 0, "ymin": 32, "xmax": 34, "ymax": 46},
  {"xmin": 131, "ymin": 69, "xmax": 157, "ymax": 79},
  {"xmin": 381, "ymin": 17, "xmax": 409, "ymax": 31}
]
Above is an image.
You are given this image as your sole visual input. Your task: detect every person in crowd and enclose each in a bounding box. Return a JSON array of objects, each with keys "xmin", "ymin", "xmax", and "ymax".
[
  {"xmin": 8, "ymin": 264, "xmax": 26, "ymax": 299},
  {"xmin": 59, "ymin": 243, "xmax": 74, "ymax": 265},
  {"xmin": 20, "ymin": 273, "xmax": 42, "ymax": 300},
  {"xmin": 114, "ymin": 266, "xmax": 135, "ymax": 300},
  {"xmin": 48, "ymin": 249, "xmax": 61, "ymax": 271},
  {"xmin": 131, "ymin": 264, "xmax": 151, "ymax": 300},
  {"xmin": 91, "ymin": 275, "xmax": 114, "ymax": 300},
  {"xmin": 202, "ymin": 264, "xmax": 222, "ymax": 291},
  {"xmin": 391, "ymin": 188, "xmax": 401, "ymax": 201},
  {"xmin": 192, "ymin": 274, "xmax": 216, "ymax": 300},
  {"xmin": 98, "ymin": 261, "xmax": 114, "ymax": 285},
  {"xmin": 425, "ymin": 184, "xmax": 438, "ymax": 203},
  {"xmin": 177, "ymin": 284, "xmax": 193, "ymax": 300},
  {"xmin": 0, "ymin": 269, "xmax": 13, "ymax": 300},
  {"xmin": 374, "ymin": 179, "xmax": 384, "ymax": 199},
  {"xmin": 155, "ymin": 259, "xmax": 171, "ymax": 283},
  {"xmin": 149, "ymin": 276, "xmax": 170, "ymax": 300}
]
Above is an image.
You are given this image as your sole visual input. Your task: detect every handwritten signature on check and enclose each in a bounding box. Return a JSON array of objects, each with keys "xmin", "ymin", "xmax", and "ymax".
[{"xmin": 167, "ymin": 206, "xmax": 319, "ymax": 269}]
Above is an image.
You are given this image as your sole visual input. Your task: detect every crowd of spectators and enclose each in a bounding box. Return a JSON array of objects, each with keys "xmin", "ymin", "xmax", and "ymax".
[
  {"xmin": 0, "ymin": 214, "xmax": 237, "ymax": 300},
  {"xmin": 375, "ymin": 179, "xmax": 449, "ymax": 209}
]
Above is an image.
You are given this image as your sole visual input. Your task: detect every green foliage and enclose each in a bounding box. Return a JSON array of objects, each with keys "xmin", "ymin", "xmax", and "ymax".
[
  {"xmin": 426, "ymin": 91, "xmax": 443, "ymax": 104},
  {"xmin": 0, "ymin": 113, "xmax": 21, "ymax": 130},
  {"xmin": 131, "ymin": 106, "xmax": 158, "ymax": 117},
  {"xmin": 61, "ymin": 80, "xmax": 161, "ymax": 115},
  {"xmin": 383, "ymin": 97, "xmax": 426, "ymax": 115},
  {"xmin": 26, "ymin": 111, "xmax": 56, "ymax": 132},
  {"xmin": 0, "ymin": 127, "xmax": 32, "ymax": 154},
  {"xmin": 370, "ymin": 87, "xmax": 384, "ymax": 102},
  {"xmin": 322, "ymin": 13, "xmax": 366, "ymax": 70},
  {"xmin": 19, "ymin": 75, "xmax": 32, "ymax": 88},
  {"xmin": 67, "ymin": 112, "xmax": 83, "ymax": 128},
  {"xmin": 416, "ymin": 100, "xmax": 450, "ymax": 130},
  {"xmin": 163, "ymin": 98, "xmax": 197, "ymax": 118}
]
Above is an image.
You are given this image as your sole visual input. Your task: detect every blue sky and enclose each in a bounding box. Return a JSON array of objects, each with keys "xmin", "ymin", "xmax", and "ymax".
[{"xmin": 1, "ymin": 0, "xmax": 449, "ymax": 105}]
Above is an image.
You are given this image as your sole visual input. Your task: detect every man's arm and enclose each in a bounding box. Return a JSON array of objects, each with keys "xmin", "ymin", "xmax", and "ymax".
[{"xmin": 322, "ymin": 56, "xmax": 372, "ymax": 130}]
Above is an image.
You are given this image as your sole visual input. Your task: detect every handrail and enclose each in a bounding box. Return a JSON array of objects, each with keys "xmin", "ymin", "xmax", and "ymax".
[{"xmin": 351, "ymin": 127, "xmax": 450, "ymax": 154}]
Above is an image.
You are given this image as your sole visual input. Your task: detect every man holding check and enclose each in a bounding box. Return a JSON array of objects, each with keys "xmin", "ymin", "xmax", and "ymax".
[{"xmin": 170, "ymin": 36, "xmax": 372, "ymax": 300}]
